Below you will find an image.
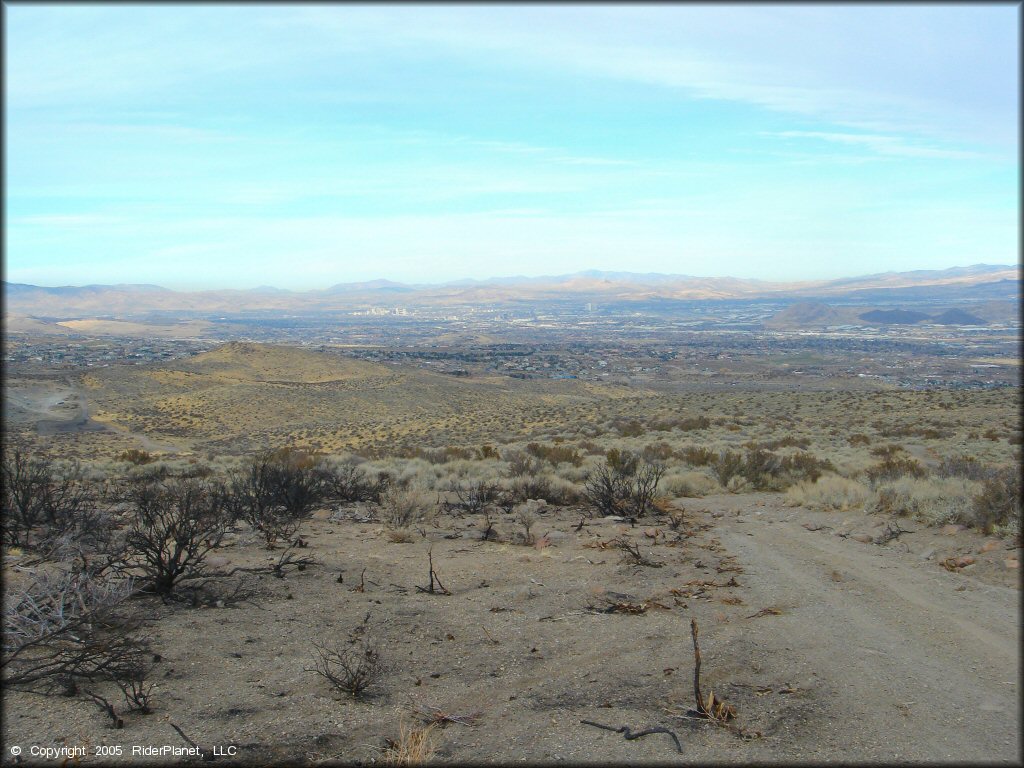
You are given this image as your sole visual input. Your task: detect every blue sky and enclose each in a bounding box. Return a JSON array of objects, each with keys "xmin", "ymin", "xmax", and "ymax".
[{"xmin": 5, "ymin": 4, "xmax": 1019, "ymax": 289}]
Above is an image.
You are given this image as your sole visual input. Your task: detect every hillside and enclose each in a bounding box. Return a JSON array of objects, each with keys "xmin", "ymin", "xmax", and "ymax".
[
  {"xmin": 931, "ymin": 309, "xmax": 986, "ymax": 326},
  {"xmin": 858, "ymin": 309, "xmax": 931, "ymax": 325},
  {"xmin": 763, "ymin": 302, "xmax": 849, "ymax": 329},
  {"xmin": 81, "ymin": 343, "xmax": 645, "ymax": 455}
]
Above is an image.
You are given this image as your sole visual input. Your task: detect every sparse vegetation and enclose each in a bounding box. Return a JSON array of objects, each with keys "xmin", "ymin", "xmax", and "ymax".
[{"xmin": 5, "ymin": 334, "xmax": 1020, "ymax": 762}]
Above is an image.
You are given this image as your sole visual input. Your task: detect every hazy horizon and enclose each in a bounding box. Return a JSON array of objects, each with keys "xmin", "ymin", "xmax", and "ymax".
[
  {"xmin": 4, "ymin": 262, "xmax": 1019, "ymax": 293},
  {"xmin": 6, "ymin": 5, "xmax": 1019, "ymax": 290}
]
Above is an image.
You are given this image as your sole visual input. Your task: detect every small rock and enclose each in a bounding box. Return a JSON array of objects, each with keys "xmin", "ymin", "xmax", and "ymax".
[
  {"xmin": 1005, "ymin": 558, "xmax": 1019, "ymax": 569},
  {"xmin": 941, "ymin": 524, "xmax": 965, "ymax": 536},
  {"xmin": 802, "ymin": 522, "xmax": 822, "ymax": 531},
  {"xmin": 919, "ymin": 548, "xmax": 936, "ymax": 561},
  {"xmin": 955, "ymin": 555, "xmax": 975, "ymax": 568},
  {"xmin": 851, "ymin": 533, "xmax": 874, "ymax": 544},
  {"xmin": 979, "ymin": 540, "xmax": 1001, "ymax": 554}
]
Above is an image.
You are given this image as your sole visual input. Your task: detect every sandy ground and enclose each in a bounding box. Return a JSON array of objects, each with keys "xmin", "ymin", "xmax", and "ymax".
[{"xmin": 2, "ymin": 494, "xmax": 1019, "ymax": 765}]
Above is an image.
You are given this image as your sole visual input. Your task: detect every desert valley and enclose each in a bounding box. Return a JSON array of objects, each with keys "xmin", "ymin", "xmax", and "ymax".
[{"xmin": 2, "ymin": 266, "xmax": 1020, "ymax": 764}]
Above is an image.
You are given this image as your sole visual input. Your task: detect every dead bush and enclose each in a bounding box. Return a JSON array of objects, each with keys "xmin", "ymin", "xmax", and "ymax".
[
  {"xmin": 308, "ymin": 636, "xmax": 384, "ymax": 698},
  {"xmin": 2, "ymin": 447, "xmax": 100, "ymax": 550},
  {"xmin": 121, "ymin": 478, "xmax": 234, "ymax": 597},
  {"xmin": 447, "ymin": 479, "xmax": 500, "ymax": 516},
  {"xmin": 2, "ymin": 570, "xmax": 151, "ymax": 697},
  {"xmin": 583, "ymin": 452, "xmax": 665, "ymax": 519},
  {"xmin": 228, "ymin": 448, "xmax": 335, "ymax": 547}
]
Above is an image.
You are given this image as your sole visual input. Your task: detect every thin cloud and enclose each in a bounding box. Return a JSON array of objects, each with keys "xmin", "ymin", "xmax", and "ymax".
[{"xmin": 773, "ymin": 131, "xmax": 985, "ymax": 160}]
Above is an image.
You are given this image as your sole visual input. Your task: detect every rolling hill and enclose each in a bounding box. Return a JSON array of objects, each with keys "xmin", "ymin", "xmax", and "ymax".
[{"xmin": 80, "ymin": 343, "xmax": 646, "ymax": 455}]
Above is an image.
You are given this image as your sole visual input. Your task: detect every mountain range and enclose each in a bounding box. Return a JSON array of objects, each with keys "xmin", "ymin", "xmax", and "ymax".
[{"xmin": 3, "ymin": 264, "xmax": 1018, "ymax": 318}]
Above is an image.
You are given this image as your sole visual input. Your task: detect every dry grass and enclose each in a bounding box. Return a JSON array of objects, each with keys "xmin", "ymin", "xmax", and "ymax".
[
  {"xmin": 785, "ymin": 475, "xmax": 872, "ymax": 511},
  {"xmin": 382, "ymin": 720, "xmax": 439, "ymax": 765}
]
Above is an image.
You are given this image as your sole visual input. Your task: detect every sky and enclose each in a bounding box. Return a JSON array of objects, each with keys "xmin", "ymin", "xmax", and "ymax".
[{"xmin": 4, "ymin": 4, "xmax": 1019, "ymax": 290}]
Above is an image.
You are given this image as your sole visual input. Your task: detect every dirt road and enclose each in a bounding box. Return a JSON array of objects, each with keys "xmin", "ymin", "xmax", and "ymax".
[
  {"xmin": 2, "ymin": 495, "xmax": 1018, "ymax": 764},
  {"xmin": 716, "ymin": 500, "xmax": 1020, "ymax": 762}
]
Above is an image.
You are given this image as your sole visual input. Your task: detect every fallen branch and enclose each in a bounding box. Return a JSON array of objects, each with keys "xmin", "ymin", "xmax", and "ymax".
[
  {"xmin": 413, "ymin": 705, "xmax": 481, "ymax": 727},
  {"xmin": 580, "ymin": 720, "xmax": 682, "ymax": 754},
  {"xmin": 746, "ymin": 607, "xmax": 782, "ymax": 619}
]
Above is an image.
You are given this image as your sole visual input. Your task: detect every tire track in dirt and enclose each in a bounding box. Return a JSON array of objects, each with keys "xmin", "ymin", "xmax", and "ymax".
[{"xmin": 717, "ymin": 513, "xmax": 1020, "ymax": 762}]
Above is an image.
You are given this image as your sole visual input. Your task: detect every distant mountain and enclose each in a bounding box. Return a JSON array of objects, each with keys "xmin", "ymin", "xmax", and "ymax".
[
  {"xmin": 323, "ymin": 279, "xmax": 412, "ymax": 294},
  {"xmin": 3, "ymin": 264, "xmax": 1018, "ymax": 318},
  {"xmin": 858, "ymin": 309, "xmax": 931, "ymax": 324}
]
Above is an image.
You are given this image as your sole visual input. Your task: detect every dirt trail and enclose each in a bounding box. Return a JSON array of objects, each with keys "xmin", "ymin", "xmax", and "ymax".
[{"xmin": 717, "ymin": 502, "xmax": 1020, "ymax": 762}]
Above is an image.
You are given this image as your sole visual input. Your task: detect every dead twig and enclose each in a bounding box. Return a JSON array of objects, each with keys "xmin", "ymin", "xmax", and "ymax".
[
  {"xmin": 612, "ymin": 536, "xmax": 664, "ymax": 568},
  {"xmin": 82, "ymin": 690, "xmax": 123, "ymax": 729},
  {"xmin": 688, "ymin": 619, "xmax": 736, "ymax": 722},
  {"xmin": 415, "ymin": 548, "xmax": 450, "ymax": 595}
]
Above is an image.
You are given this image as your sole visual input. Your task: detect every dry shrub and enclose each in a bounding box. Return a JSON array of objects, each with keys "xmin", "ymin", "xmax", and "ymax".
[
  {"xmin": 872, "ymin": 477, "xmax": 979, "ymax": 526},
  {"xmin": 785, "ymin": 475, "xmax": 872, "ymax": 511},
  {"xmin": 971, "ymin": 467, "xmax": 1021, "ymax": 535},
  {"xmin": 526, "ymin": 442, "xmax": 583, "ymax": 467},
  {"xmin": 308, "ymin": 636, "xmax": 384, "ymax": 697},
  {"xmin": 679, "ymin": 445, "xmax": 717, "ymax": 467},
  {"xmin": 2, "ymin": 570, "xmax": 151, "ymax": 697},
  {"xmin": 379, "ymin": 486, "xmax": 435, "ymax": 529},
  {"xmin": 515, "ymin": 505, "xmax": 538, "ymax": 545},
  {"xmin": 661, "ymin": 470, "xmax": 719, "ymax": 498},
  {"xmin": 383, "ymin": 720, "xmax": 438, "ymax": 765},
  {"xmin": 866, "ymin": 455, "xmax": 927, "ymax": 486},
  {"xmin": 117, "ymin": 449, "xmax": 155, "ymax": 466}
]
